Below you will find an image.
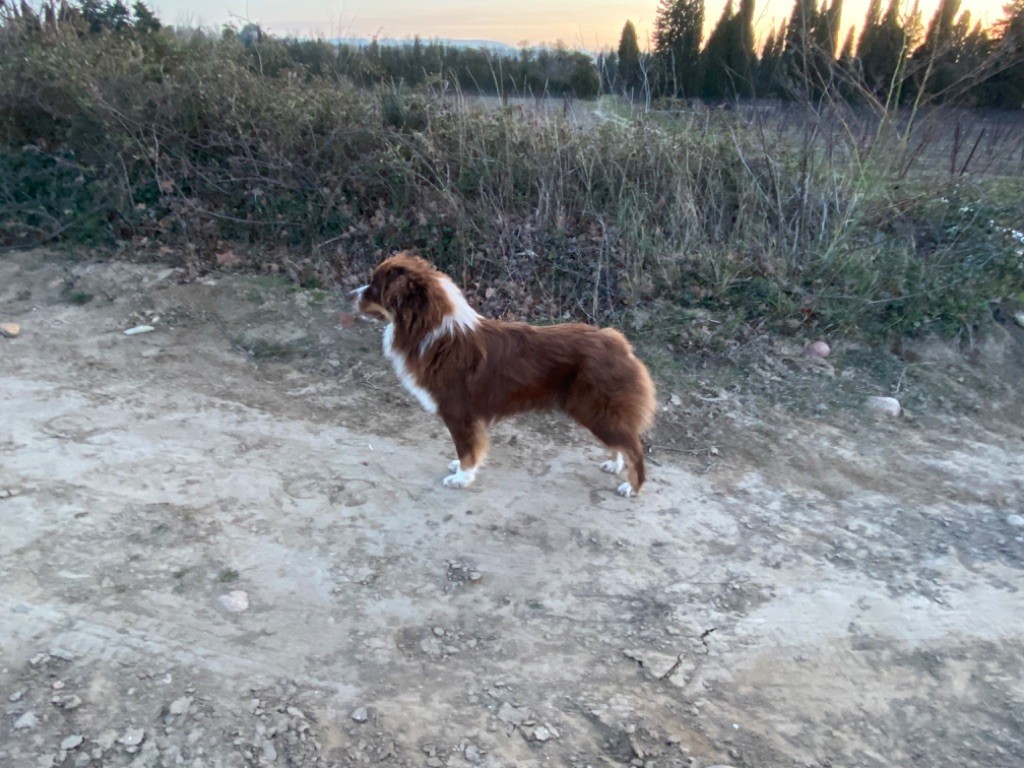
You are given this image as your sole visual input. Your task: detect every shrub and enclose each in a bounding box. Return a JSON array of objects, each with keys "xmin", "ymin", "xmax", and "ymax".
[{"xmin": 1, "ymin": 7, "xmax": 1022, "ymax": 341}]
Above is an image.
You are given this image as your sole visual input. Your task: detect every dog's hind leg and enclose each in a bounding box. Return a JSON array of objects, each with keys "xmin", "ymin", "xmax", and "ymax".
[
  {"xmin": 617, "ymin": 437, "xmax": 646, "ymax": 497},
  {"xmin": 589, "ymin": 428, "xmax": 645, "ymax": 497},
  {"xmin": 441, "ymin": 416, "xmax": 489, "ymax": 489}
]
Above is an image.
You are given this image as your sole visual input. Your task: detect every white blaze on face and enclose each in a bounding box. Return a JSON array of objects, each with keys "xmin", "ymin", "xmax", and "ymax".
[
  {"xmin": 383, "ymin": 323, "xmax": 438, "ymax": 414},
  {"xmin": 351, "ymin": 284, "xmax": 371, "ymax": 317}
]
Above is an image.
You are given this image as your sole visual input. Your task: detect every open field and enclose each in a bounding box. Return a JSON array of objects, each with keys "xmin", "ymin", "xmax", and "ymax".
[{"xmin": 3, "ymin": 251, "xmax": 1024, "ymax": 767}]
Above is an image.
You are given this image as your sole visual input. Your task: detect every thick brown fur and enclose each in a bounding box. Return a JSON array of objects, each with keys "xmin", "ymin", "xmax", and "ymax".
[{"xmin": 356, "ymin": 252, "xmax": 657, "ymax": 496}]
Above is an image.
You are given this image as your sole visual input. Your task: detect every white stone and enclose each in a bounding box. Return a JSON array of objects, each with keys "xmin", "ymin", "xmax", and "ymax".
[
  {"xmin": 865, "ymin": 396, "xmax": 901, "ymax": 417},
  {"xmin": 118, "ymin": 727, "xmax": 145, "ymax": 747},
  {"xmin": 169, "ymin": 697, "xmax": 192, "ymax": 716},
  {"xmin": 804, "ymin": 340, "xmax": 831, "ymax": 358},
  {"xmin": 217, "ymin": 591, "xmax": 249, "ymax": 613}
]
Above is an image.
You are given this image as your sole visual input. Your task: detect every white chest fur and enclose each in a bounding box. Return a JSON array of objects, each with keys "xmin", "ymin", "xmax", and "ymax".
[{"xmin": 383, "ymin": 324, "xmax": 438, "ymax": 414}]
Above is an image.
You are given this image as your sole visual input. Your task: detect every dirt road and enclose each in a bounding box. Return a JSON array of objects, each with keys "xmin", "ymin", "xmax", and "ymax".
[{"xmin": 2, "ymin": 252, "xmax": 1023, "ymax": 767}]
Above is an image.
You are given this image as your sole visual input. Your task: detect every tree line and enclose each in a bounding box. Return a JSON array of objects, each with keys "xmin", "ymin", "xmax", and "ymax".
[
  {"xmin": 607, "ymin": 0, "xmax": 1024, "ymax": 107},
  {"xmin": 4, "ymin": 0, "xmax": 1023, "ymax": 107},
  {"xmin": 2, "ymin": 1, "xmax": 601, "ymax": 98}
]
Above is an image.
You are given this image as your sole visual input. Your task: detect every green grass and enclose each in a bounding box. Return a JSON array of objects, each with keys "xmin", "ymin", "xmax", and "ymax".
[{"xmin": 68, "ymin": 291, "xmax": 93, "ymax": 306}]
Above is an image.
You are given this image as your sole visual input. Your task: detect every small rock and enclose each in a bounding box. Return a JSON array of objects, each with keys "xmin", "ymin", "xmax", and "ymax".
[
  {"xmin": 1, "ymin": 322, "xmax": 20, "ymax": 338},
  {"xmin": 432, "ymin": 627, "xmax": 445, "ymax": 637},
  {"xmin": 532, "ymin": 726, "xmax": 552, "ymax": 742},
  {"xmin": 14, "ymin": 711, "xmax": 38, "ymax": 730},
  {"xmin": 1014, "ymin": 311, "xmax": 1024, "ymax": 329},
  {"xmin": 123, "ymin": 325, "xmax": 155, "ymax": 336},
  {"xmin": 217, "ymin": 591, "xmax": 249, "ymax": 613},
  {"xmin": 1007, "ymin": 514, "xmax": 1024, "ymax": 528},
  {"xmin": 285, "ymin": 706, "xmax": 305, "ymax": 719},
  {"xmin": 52, "ymin": 694, "xmax": 82, "ymax": 710},
  {"xmin": 118, "ymin": 727, "xmax": 145, "ymax": 747},
  {"xmin": 9, "ymin": 690, "xmax": 24, "ymax": 702},
  {"xmin": 865, "ymin": 396, "xmax": 901, "ymax": 417},
  {"xmin": 669, "ymin": 393, "xmax": 682, "ymax": 407},
  {"xmin": 496, "ymin": 702, "xmax": 530, "ymax": 726},
  {"xmin": 261, "ymin": 739, "xmax": 277, "ymax": 761},
  {"xmin": 804, "ymin": 340, "xmax": 830, "ymax": 358},
  {"xmin": 96, "ymin": 731, "xmax": 118, "ymax": 749},
  {"xmin": 464, "ymin": 744, "xmax": 481, "ymax": 762},
  {"xmin": 168, "ymin": 696, "xmax": 192, "ymax": 716},
  {"xmin": 350, "ymin": 707, "xmax": 368, "ymax": 723},
  {"xmin": 60, "ymin": 735, "xmax": 84, "ymax": 751}
]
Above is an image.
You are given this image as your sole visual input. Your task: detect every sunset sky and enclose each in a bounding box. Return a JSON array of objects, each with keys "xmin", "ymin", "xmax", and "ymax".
[{"xmin": 152, "ymin": 0, "xmax": 1011, "ymax": 49}]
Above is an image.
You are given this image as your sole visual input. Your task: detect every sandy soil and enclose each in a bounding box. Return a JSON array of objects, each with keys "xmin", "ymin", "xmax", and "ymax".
[{"xmin": 2, "ymin": 251, "xmax": 1023, "ymax": 768}]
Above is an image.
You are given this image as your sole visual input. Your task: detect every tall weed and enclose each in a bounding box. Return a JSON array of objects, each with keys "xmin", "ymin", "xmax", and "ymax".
[{"xmin": 1, "ymin": 19, "xmax": 1021, "ymax": 340}]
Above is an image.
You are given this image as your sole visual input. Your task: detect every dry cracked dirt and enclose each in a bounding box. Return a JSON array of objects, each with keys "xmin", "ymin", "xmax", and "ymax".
[{"xmin": 1, "ymin": 251, "xmax": 1024, "ymax": 768}]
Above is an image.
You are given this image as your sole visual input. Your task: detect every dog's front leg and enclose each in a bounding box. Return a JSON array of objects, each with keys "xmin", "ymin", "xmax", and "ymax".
[{"xmin": 441, "ymin": 415, "xmax": 489, "ymax": 488}]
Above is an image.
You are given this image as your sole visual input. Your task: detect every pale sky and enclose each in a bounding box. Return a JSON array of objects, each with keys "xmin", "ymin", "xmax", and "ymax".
[{"xmin": 154, "ymin": 0, "xmax": 1009, "ymax": 50}]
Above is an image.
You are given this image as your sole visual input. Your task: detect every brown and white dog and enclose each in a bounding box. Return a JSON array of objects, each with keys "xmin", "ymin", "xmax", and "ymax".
[{"xmin": 353, "ymin": 252, "xmax": 656, "ymax": 496}]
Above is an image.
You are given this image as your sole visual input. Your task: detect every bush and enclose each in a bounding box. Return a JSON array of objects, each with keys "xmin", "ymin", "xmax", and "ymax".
[{"xmin": 1, "ymin": 7, "xmax": 1022, "ymax": 341}]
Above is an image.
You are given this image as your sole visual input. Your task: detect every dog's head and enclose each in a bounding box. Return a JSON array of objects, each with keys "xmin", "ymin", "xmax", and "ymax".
[{"xmin": 353, "ymin": 252, "xmax": 448, "ymax": 336}]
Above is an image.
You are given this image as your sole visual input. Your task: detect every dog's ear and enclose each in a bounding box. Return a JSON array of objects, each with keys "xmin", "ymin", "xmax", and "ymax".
[{"xmin": 381, "ymin": 269, "xmax": 425, "ymax": 318}]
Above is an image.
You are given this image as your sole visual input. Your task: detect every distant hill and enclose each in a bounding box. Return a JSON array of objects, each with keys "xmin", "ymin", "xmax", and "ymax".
[{"xmin": 326, "ymin": 37, "xmax": 519, "ymax": 55}]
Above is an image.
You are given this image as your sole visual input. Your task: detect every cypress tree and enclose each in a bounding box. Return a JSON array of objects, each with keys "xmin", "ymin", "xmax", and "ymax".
[
  {"xmin": 758, "ymin": 22, "xmax": 787, "ymax": 95},
  {"xmin": 981, "ymin": 0, "xmax": 1024, "ymax": 107},
  {"xmin": 859, "ymin": 0, "xmax": 909, "ymax": 97},
  {"xmin": 654, "ymin": 0, "xmax": 705, "ymax": 98},
  {"xmin": 702, "ymin": 0, "xmax": 735, "ymax": 99},
  {"xmin": 913, "ymin": 0, "xmax": 963, "ymax": 97},
  {"xmin": 702, "ymin": 0, "xmax": 756, "ymax": 99},
  {"xmin": 617, "ymin": 20, "xmax": 642, "ymax": 96},
  {"xmin": 735, "ymin": 0, "xmax": 757, "ymax": 95}
]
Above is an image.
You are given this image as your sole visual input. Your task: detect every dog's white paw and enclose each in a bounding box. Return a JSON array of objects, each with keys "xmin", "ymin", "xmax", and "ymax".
[
  {"xmin": 448, "ymin": 459, "xmax": 462, "ymax": 472},
  {"xmin": 443, "ymin": 466, "xmax": 477, "ymax": 489},
  {"xmin": 601, "ymin": 453, "xmax": 625, "ymax": 474},
  {"xmin": 616, "ymin": 482, "xmax": 635, "ymax": 498}
]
